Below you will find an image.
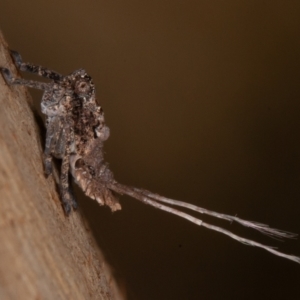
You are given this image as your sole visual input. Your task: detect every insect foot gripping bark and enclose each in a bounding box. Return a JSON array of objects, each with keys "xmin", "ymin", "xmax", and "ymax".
[{"xmin": 1, "ymin": 50, "xmax": 299, "ymax": 265}]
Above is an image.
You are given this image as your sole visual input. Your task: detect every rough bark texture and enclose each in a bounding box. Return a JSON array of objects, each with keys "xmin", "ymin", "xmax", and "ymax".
[{"xmin": 0, "ymin": 32, "xmax": 122, "ymax": 300}]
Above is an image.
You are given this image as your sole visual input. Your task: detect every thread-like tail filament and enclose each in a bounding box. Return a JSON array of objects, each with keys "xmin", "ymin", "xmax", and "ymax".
[{"xmin": 108, "ymin": 182, "xmax": 300, "ymax": 264}]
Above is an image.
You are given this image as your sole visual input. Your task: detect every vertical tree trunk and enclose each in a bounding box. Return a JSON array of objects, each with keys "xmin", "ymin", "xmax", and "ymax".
[{"xmin": 0, "ymin": 31, "xmax": 122, "ymax": 300}]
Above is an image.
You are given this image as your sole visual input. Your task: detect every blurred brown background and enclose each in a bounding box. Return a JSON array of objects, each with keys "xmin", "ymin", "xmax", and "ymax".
[{"xmin": 1, "ymin": 1, "xmax": 300, "ymax": 299}]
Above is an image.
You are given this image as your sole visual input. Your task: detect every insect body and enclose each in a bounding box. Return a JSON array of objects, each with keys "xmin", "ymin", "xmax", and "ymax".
[
  {"xmin": 1, "ymin": 51, "xmax": 120, "ymax": 214},
  {"xmin": 1, "ymin": 50, "xmax": 299, "ymax": 264}
]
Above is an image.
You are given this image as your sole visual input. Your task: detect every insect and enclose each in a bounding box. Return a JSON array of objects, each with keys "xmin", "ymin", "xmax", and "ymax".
[{"xmin": 1, "ymin": 50, "xmax": 299, "ymax": 264}]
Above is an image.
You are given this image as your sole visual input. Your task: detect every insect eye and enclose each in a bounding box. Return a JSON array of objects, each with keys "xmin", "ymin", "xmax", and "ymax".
[
  {"xmin": 79, "ymin": 82, "xmax": 87, "ymax": 89},
  {"xmin": 75, "ymin": 80, "xmax": 91, "ymax": 95},
  {"xmin": 75, "ymin": 158, "xmax": 85, "ymax": 169}
]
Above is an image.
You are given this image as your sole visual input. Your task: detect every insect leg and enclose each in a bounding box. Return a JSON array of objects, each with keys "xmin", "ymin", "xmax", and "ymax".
[
  {"xmin": 10, "ymin": 50, "xmax": 63, "ymax": 81},
  {"xmin": 65, "ymin": 125, "xmax": 77, "ymax": 209},
  {"xmin": 68, "ymin": 175, "xmax": 78, "ymax": 209},
  {"xmin": 43, "ymin": 119, "xmax": 56, "ymax": 176},
  {"xmin": 1, "ymin": 67, "xmax": 49, "ymax": 90},
  {"xmin": 59, "ymin": 123, "xmax": 78, "ymax": 214},
  {"xmin": 60, "ymin": 151, "xmax": 71, "ymax": 214}
]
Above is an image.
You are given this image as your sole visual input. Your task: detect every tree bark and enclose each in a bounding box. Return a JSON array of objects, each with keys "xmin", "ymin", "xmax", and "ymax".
[{"xmin": 0, "ymin": 31, "xmax": 123, "ymax": 300}]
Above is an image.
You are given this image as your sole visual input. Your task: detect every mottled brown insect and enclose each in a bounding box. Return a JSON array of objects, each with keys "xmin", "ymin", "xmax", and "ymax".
[{"xmin": 1, "ymin": 50, "xmax": 299, "ymax": 264}]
